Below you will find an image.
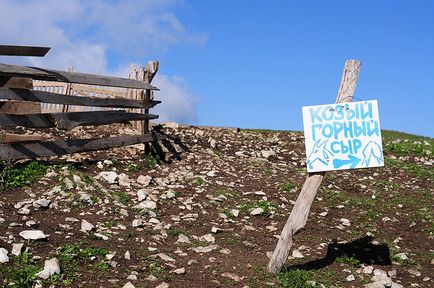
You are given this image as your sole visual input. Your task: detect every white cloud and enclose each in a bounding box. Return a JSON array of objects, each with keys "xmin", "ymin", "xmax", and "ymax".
[
  {"xmin": 153, "ymin": 74, "xmax": 197, "ymax": 124},
  {"xmin": 0, "ymin": 0, "xmax": 203, "ymax": 123}
]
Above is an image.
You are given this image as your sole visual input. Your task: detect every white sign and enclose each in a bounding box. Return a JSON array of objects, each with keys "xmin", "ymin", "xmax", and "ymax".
[{"xmin": 302, "ymin": 100, "xmax": 384, "ymax": 173}]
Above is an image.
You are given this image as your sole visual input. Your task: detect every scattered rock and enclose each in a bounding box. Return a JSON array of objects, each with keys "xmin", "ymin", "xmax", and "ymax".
[
  {"xmin": 36, "ymin": 258, "xmax": 61, "ymax": 279},
  {"xmin": 171, "ymin": 267, "xmax": 186, "ymax": 275},
  {"xmin": 33, "ymin": 198, "xmax": 51, "ymax": 208},
  {"xmin": 191, "ymin": 245, "xmax": 219, "ymax": 253},
  {"xmin": 250, "ymin": 207, "xmax": 264, "ymax": 216},
  {"xmin": 340, "ymin": 218, "xmax": 351, "ymax": 226},
  {"xmin": 292, "ymin": 249, "xmax": 304, "ymax": 259},
  {"xmin": 19, "ymin": 230, "xmax": 47, "ymax": 240},
  {"xmin": 221, "ymin": 272, "xmax": 242, "ymax": 282},
  {"xmin": 81, "ymin": 220, "xmax": 95, "ymax": 232},
  {"xmin": 137, "ymin": 175, "xmax": 152, "ymax": 186},
  {"xmin": 96, "ymin": 171, "xmax": 119, "ymax": 184},
  {"xmin": 346, "ymin": 274, "xmax": 355, "ymax": 282},
  {"xmin": 11, "ymin": 243, "xmax": 24, "ymax": 256},
  {"xmin": 0, "ymin": 248, "xmax": 9, "ymax": 263},
  {"xmin": 155, "ymin": 282, "xmax": 170, "ymax": 288},
  {"xmin": 177, "ymin": 234, "xmax": 190, "ymax": 244},
  {"xmin": 394, "ymin": 253, "xmax": 408, "ymax": 261},
  {"xmin": 122, "ymin": 282, "xmax": 136, "ymax": 288}
]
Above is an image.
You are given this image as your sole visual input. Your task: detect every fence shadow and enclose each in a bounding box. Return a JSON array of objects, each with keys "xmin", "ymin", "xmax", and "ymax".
[
  {"xmin": 283, "ymin": 236, "xmax": 391, "ymax": 272},
  {"xmin": 148, "ymin": 125, "xmax": 190, "ymax": 163}
]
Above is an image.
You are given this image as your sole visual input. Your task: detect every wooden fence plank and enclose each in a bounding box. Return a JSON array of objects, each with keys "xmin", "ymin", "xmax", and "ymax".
[
  {"xmin": 0, "ymin": 133, "xmax": 45, "ymax": 143},
  {"xmin": 0, "ymin": 77, "xmax": 33, "ymax": 89},
  {"xmin": 0, "ymin": 133, "xmax": 165, "ymax": 160},
  {"xmin": 0, "ymin": 63, "xmax": 159, "ymax": 90},
  {"xmin": 0, "ymin": 101, "xmax": 41, "ymax": 114},
  {"xmin": 0, "ymin": 88, "xmax": 161, "ymax": 109},
  {"xmin": 0, "ymin": 110, "xmax": 158, "ymax": 130},
  {"xmin": 267, "ymin": 60, "xmax": 361, "ymax": 274},
  {"xmin": 0, "ymin": 45, "xmax": 50, "ymax": 57}
]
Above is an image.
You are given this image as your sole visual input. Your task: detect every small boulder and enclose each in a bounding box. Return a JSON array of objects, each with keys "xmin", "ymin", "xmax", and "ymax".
[{"xmin": 19, "ymin": 230, "xmax": 47, "ymax": 240}]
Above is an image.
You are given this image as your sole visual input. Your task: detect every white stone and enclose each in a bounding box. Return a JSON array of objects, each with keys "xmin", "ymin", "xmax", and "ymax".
[
  {"xmin": 199, "ymin": 234, "xmax": 215, "ymax": 243},
  {"xmin": 33, "ymin": 199, "xmax": 51, "ymax": 208},
  {"xmin": 261, "ymin": 150, "xmax": 276, "ymax": 159},
  {"xmin": 124, "ymin": 251, "xmax": 131, "ymax": 260},
  {"xmin": 0, "ymin": 248, "xmax": 9, "ymax": 263},
  {"xmin": 190, "ymin": 245, "xmax": 219, "ymax": 253},
  {"xmin": 81, "ymin": 220, "xmax": 95, "ymax": 232},
  {"xmin": 127, "ymin": 274, "xmax": 138, "ymax": 281},
  {"xmin": 211, "ymin": 226, "xmax": 222, "ymax": 233},
  {"xmin": 319, "ymin": 211, "xmax": 328, "ymax": 217},
  {"xmin": 11, "ymin": 243, "xmax": 24, "ymax": 256},
  {"xmin": 137, "ymin": 189, "xmax": 149, "ymax": 202},
  {"xmin": 18, "ymin": 207, "xmax": 30, "ymax": 215},
  {"xmin": 155, "ymin": 283, "xmax": 169, "ymax": 288},
  {"xmin": 394, "ymin": 253, "xmax": 408, "ymax": 261},
  {"xmin": 346, "ymin": 274, "xmax": 355, "ymax": 282},
  {"xmin": 19, "ymin": 230, "xmax": 47, "ymax": 240},
  {"xmin": 154, "ymin": 253, "xmax": 175, "ymax": 262},
  {"xmin": 171, "ymin": 267, "xmax": 186, "ymax": 274},
  {"xmin": 340, "ymin": 218, "xmax": 351, "ymax": 226},
  {"xmin": 166, "ymin": 191, "xmax": 176, "ymax": 199},
  {"xmin": 134, "ymin": 200, "xmax": 156, "ymax": 210},
  {"xmin": 122, "ymin": 282, "xmax": 136, "ymax": 288},
  {"xmin": 118, "ymin": 173, "xmax": 132, "ymax": 187},
  {"xmin": 137, "ymin": 175, "xmax": 152, "ymax": 186},
  {"xmin": 132, "ymin": 219, "xmax": 144, "ymax": 227},
  {"xmin": 177, "ymin": 234, "xmax": 190, "ymax": 244},
  {"xmin": 250, "ymin": 207, "xmax": 264, "ymax": 216},
  {"xmin": 96, "ymin": 171, "xmax": 118, "ymax": 184},
  {"xmin": 363, "ymin": 265, "xmax": 374, "ymax": 274},
  {"xmin": 292, "ymin": 249, "xmax": 304, "ymax": 259},
  {"xmin": 36, "ymin": 258, "xmax": 61, "ymax": 279}
]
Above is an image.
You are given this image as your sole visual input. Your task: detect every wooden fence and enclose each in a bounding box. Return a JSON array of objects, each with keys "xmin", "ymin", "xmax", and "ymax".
[{"xmin": 0, "ymin": 45, "xmax": 163, "ymax": 161}]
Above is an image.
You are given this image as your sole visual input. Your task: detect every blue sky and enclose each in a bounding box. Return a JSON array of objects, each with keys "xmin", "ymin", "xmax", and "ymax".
[{"xmin": 1, "ymin": 1, "xmax": 433, "ymax": 137}]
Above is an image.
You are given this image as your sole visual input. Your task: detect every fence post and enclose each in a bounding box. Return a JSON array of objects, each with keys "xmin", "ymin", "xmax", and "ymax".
[{"xmin": 267, "ymin": 60, "xmax": 362, "ymax": 274}]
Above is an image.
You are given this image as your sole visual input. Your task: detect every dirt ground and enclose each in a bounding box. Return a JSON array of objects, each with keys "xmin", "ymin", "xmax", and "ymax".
[{"xmin": 0, "ymin": 124, "xmax": 433, "ymax": 287}]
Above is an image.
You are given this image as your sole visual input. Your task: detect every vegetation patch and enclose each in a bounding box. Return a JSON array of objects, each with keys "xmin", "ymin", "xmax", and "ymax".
[{"xmin": 0, "ymin": 161, "xmax": 49, "ymax": 191}]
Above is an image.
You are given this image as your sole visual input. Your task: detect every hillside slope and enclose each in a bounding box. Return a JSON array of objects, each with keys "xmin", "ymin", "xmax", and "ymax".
[{"xmin": 0, "ymin": 125, "xmax": 433, "ymax": 288}]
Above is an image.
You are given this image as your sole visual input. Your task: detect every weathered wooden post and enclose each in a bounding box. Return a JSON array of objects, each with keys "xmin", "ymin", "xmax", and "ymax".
[{"xmin": 267, "ymin": 60, "xmax": 362, "ymax": 273}]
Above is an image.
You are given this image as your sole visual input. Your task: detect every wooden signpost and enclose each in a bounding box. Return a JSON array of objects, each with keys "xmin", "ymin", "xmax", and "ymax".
[{"xmin": 268, "ymin": 60, "xmax": 363, "ymax": 273}]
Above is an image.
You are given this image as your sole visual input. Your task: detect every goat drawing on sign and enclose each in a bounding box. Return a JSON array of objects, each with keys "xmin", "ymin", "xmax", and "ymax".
[
  {"xmin": 307, "ymin": 139, "xmax": 334, "ymax": 170},
  {"xmin": 361, "ymin": 141, "xmax": 383, "ymax": 167}
]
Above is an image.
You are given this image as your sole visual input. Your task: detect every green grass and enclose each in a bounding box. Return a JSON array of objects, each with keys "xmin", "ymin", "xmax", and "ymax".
[
  {"xmin": 382, "ymin": 130, "xmax": 433, "ymax": 156},
  {"xmin": 336, "ymin": 256, "xmax": 362, "ymax": 268},
  {"xmin": 192, "ymin": 177, "xmax": 205, "ymax": 186},
  {"xmin": 238, "ymin": 199, "xmax": 278, "ymax": 214},
  {"xmin": 0, "ymin": 161, "xmax": 49, "ymax": 191},
  {"xmin": 113, "ymin": 191, "xmax": 130, "ymax": 205},
  {"xmin": 0, "ymin": 252, "xmax": 41, "ymax": 288},
  {"xmin": 143, "ymin": 154, "xmax": 158, "ymax": 168},
  {"xmin": 277, "ymin": 268, "xmax": 339, "ymax": 288},
  {"xmin": 386, "ymin": 158, "xmax": 434, "ymax": 180},
  {"xmin": 281, "ymin": 181, "xmax": 298, "ymax": 192}
]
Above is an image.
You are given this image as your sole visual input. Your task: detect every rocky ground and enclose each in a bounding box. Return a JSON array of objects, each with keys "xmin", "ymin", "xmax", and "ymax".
[{"xmin": 0, "ymin": 123, "xmax": 433, "ymax": 288}]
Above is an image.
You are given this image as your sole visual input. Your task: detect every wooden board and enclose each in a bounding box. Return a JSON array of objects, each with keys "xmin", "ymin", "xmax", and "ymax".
[
  {"xmin": 0, "ymin": 88, "xmax": 161, "ymax": 109},
  {"xmin": 0, "ymin": 133, "xmax": 45, "ymax": 143},
  {"xmin": 0, "ymin": 63, "xmax": 159, "ymax": 90},
  {"xmin": 0, "ymin": 101, "xmax": 41, "ymax": 114},
  {"xmin": 0, "ymin": 110, "xmax": 158, "ymax": 130},
  {"xmin": 0, "ymin": 133, "xmax": 165, "ymax": 160},
  {"xmin": 0, "ymin": 77, "xmax": 33, "ymax": 89},
  {"xmin": 0, "ymin": 45, "xmax": 50, "ymax": 57}
]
